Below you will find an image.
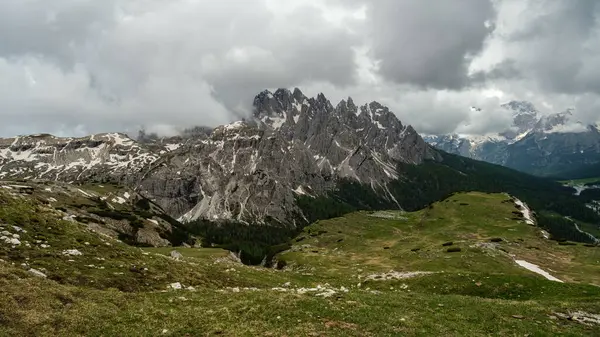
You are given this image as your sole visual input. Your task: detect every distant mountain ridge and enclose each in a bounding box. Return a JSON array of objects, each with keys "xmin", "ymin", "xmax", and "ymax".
[{"xmin": 424, "ymin": 101, "xmax": 600, "ymax": 177}]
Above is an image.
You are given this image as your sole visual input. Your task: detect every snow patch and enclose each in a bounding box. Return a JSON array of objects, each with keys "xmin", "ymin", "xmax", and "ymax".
[
  {"xmin": 292, "ymin": 185, "xmax": 309, "ymax": 196},
  {"xmin": 514, "ymin": 260, "xmax": 563, "ymax": 282},
  {"xmin": 223, "ymin": 121, "xmax": 246, "ymax": 131},
  {"xmin": 77, "ymin": 189, "xmax": 92, "ymax": 197},
  {"xmin": 374, "ymin": 120, "xmax": 386, "ymax": 130},
  {"xmin": 513, "ymin": 198, "xmax": 535, "ymax": 225},
  {"xmin": 371, "ymin": 152, "xmax": 399, "ymax": 179},
  {"xmin": 540, "ymin": 230, "xmax": 550, "ymax": 239},
  {"xmin": 165, "ymin": 144, "xmax": 181, "ymax": 152}
]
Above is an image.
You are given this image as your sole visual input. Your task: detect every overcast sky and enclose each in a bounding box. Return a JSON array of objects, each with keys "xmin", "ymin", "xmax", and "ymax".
[{"xmin": 1, "ymin": 0, "xmax": 600, "ymax": 137}]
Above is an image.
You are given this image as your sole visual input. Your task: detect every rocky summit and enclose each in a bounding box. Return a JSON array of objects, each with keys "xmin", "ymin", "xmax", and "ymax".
[{"xmin": 0, "ymin": 89, "xmax": 438, "ymax": 226}]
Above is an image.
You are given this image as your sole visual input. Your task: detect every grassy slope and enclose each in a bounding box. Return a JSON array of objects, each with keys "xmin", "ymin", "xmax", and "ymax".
[
  {"xmin": 0, "ymin": 180, "xmax": 192, "ymax": 247},
  {"xmin": 560, "ymin": 177, "xmax": 600, "ymax": 185},
  {"xmin": 306, "ymin": 152, "xmax": 600, "ymax": 242},
  {"xmin": 1, "ymin": 190, "xmax": 600, "ymax": 336}
]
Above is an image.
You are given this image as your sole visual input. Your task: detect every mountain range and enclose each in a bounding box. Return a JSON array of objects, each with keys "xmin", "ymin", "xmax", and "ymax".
[
  {"xmin": 0, "ymin": 89, "xmax": 437, "ymax": 227},
  {"xmin": 1, "ymin": 90, "xmax": 598, "ymax": 243},
  {"xmin": 424, "ymin": 101, "xmax": 600, "ymax": 178}
]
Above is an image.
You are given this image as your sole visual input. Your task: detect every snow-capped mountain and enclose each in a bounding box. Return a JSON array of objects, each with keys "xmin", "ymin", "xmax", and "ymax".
[
  {"xmin": 0, "ymin": 88, "xmax": 439, "ymax": 226},
  {"xmin": 425, "ymin": 101, "xmax": 600, "ymax": 177}
]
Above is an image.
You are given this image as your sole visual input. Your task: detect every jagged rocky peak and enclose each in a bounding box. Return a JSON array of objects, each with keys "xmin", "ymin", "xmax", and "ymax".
[
  {"xmin": 341, "ymin": 96, "xmax": 357, "ymax": 111},
  {"xmin": 253, "ymin": 88, "xmax": 310, "ymax": 129},
  {"xmin": 254, "ymin": 88, "xmax": 406, "ymax": 131},
  {"xmin": 496, "ymin": 101, "xmax": 540, "ymax": 140},
  {"xmin": 359, "ymin": 101, "xmax": 406, "ymax": 131},
  {"xmin": 253, "ymin": 88, "xmax": 438, "ymax": 165}
]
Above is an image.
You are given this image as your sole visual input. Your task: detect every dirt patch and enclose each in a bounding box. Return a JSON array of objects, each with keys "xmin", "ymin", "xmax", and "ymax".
[{"xmin": 324, "ymin": 320, "xmax": 359, "ymax": 330}]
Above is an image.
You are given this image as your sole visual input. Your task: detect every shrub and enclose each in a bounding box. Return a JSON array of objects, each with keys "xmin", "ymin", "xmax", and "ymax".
[
  {"xmin": 446, "ymin": 247, "xmax": 462, "ymax": 253},
  {"xmin": 276, "ymin": 260, "xmax": 287, "ymax": 270},
  {"xmin": 442, "ymin": 241, "xmax": 453, "ymax": 247},
  {"xmin": 130, "ymin": 218, "xmax": 145, "ymax": 229}
]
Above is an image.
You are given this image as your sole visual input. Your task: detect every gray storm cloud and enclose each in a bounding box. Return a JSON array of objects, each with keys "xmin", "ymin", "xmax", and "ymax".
[
  {"xmin": 367, "ymin": 0, "xmax": 496, "ymax": 89},
  {"xmin": 0, "ymin": 0, "xmax": 599, "ymax": 137}
]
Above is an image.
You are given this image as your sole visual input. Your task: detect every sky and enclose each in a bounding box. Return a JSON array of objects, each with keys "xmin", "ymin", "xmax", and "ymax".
[{"xmin": 1, "ymin": 0, "xmax": 600, "ymax": 137}]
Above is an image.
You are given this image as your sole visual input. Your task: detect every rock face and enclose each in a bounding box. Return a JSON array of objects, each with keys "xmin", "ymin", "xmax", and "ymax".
[
  {"xmin": 0, "ymin": 89, "xmax": 438, "ymax": 226},
  {"xmin": 425, "ymin": 101, "xmax": 600, "ymax": 177}
]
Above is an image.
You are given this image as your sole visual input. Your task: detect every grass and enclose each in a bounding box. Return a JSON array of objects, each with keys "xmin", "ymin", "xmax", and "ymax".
[
  {"xmin": 1, "ymin": 272, "xmax": 598, "ymax": 336},
  {"xmin": 560, "ymin": 177, "xmax": 600, "ymax": 185},
  {"xmin": 1, "ymin": 186, "xmax": 600, "ymax": 336}
]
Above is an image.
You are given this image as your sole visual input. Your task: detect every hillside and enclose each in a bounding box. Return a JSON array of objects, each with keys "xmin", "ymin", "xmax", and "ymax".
[
  {"xmin": 298, "ymin": 151, "xmax": 600, "ymax": 244},
  {"xmin": 0, "ymin": 180, "xmax": 190, "ymax": 247},
  {"xmin": 1, "ymin": 190, "xmax": 599, "ymax": 336}
]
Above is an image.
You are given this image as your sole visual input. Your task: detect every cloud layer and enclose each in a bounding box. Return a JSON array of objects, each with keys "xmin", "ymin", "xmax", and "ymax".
[{"xmin": 1, "ymin": 0, "xmax": 599, "ymax": 137}]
